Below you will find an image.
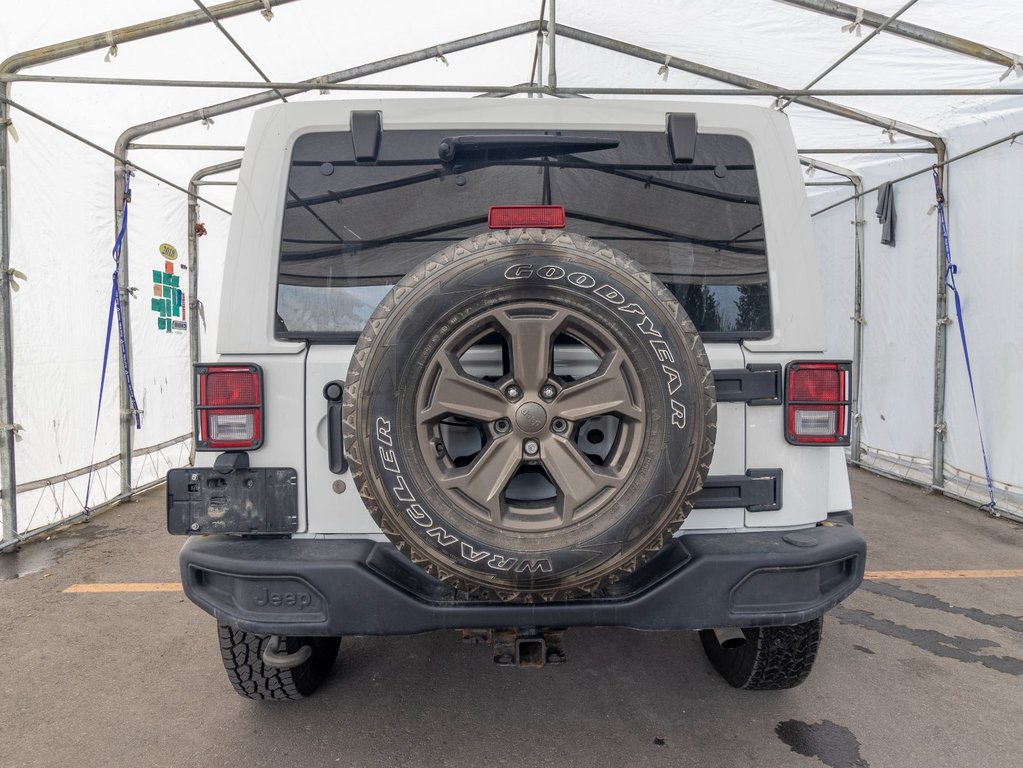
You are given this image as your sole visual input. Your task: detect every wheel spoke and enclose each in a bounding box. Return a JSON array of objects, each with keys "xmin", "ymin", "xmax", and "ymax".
[
  {"xmin": 540, "ymin": 436, "xmax": 624, "ymax": 524},
  {"xmin": 494, "ymin": 308, "xmax": 566, "ymax": 392},
  {"xmin": 438, "ymin": 437, "xmax": 521, "ymax": 522},
  {"xmin": 555, "ymin": 350, "xmax": 643, "ymax": 422},
  {"xmin": 419, "ymin": 353, "xmax": 508, "ymax": 424}
]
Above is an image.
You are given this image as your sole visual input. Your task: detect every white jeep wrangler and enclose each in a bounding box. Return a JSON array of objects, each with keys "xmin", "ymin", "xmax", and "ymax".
[{"xmin": 167, "ymin": 98, "xmax": 865, "ymax": 699}]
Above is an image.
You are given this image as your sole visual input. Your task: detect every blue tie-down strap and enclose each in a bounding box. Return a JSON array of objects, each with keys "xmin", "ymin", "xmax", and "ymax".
[
  {"xmin": 932, "ymin": 168, "xmax": 996, "ymax": 511},
  {"xmin": 85, "ymin": 171, "xmax": 141, "ymax": 513}
]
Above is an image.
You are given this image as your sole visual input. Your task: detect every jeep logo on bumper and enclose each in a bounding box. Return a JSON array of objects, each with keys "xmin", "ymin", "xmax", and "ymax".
[
  {"xmin": 254, "ymin": 587, "xmax": 313, "ymax": 610},
  {"xmin": 234, "ymin": 579, "xmax": 324, "ymax": 618}
]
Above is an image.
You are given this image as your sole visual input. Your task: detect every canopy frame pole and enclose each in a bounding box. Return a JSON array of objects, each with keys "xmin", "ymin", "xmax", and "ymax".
[
  {"xmin": 111, "ymin": 19, "xmax": 544, "ymax": 499},
  {"xmin": 0, "ymin": 0, "xmax": 295, "ymax": 547},
  {"xmin": 776, "ymin": 0, "xmax": 921, "ymax": 113},
  {"xmin": 552, "ymin": 23, "xmax": 942, "ymax": 143},
  {"xmin": 775, "ymin": 0, "xmax": 1022, "ymax": 70},
  {"xmin": 801, "ymin": 158, "xmax": 866, "ymax": 463},
  {"xmin": 932, "ymin": 149, "xmax": 949, "ymax": 490},
  {"xmin": 186, "ymin": 159, "xmax": 242, "ymax": 465}
]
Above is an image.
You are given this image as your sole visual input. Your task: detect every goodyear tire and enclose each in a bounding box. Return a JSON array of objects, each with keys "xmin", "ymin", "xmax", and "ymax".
[{"xmin": 342, "ymin": 229, "xmax": 715, "ymax": 601}]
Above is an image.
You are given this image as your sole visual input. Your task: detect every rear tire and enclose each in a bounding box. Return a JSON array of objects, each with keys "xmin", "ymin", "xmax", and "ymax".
[
  {"xmin": 699, "ymin": 617, "xmax": 823, "ymax": 690},
  {"xmin": 218, "ymin": 624, "xmax": 341, "ymax": 700}
]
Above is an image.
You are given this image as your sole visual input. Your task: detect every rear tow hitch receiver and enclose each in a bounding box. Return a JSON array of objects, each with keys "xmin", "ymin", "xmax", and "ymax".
[
  {"xmin": 261, "ymin": 635, "xmax": 312, "ymax": 670},
  {"xmin": 482, "ymin": 629, "xmax": 567, "ymax": 668}
]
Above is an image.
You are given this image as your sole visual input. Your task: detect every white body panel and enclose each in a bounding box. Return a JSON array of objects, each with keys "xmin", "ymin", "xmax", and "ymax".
[{"xmin": 206, "ymin": 98, "xmax": 850, "ymax": 538}]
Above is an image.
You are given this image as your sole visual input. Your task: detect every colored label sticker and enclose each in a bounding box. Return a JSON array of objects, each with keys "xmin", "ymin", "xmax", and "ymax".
[{"xmin": 151, "ymin": 248, "xmax": 186, "ymax": 333}]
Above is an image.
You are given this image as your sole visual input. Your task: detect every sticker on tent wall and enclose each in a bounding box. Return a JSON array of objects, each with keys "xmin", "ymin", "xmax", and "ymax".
[{"xmin": 151, "ymin": 246, "xmax": 185, "ymax": 333}]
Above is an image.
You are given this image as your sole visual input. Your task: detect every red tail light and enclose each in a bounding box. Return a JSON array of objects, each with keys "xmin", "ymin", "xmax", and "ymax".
[
  {"xmin": 488, "ymin": 205, "xmax": 566, "ymax": 229},
  {"xmin": 785, "ymin": 361, "xmax": 851, "ymax": 445},
  {"xmin": 195, "ymin": 364, "xmax": 263, "ymax": 450}
]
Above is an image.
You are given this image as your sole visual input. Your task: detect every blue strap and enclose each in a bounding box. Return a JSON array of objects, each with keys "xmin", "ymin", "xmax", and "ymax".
[
  {"xmin": 933, "ymin": 168, "xmax": 996, "ymax": 511},
  {"xmin": 84, "ymin": 171, "xmax": 140, "ymax": 513}
]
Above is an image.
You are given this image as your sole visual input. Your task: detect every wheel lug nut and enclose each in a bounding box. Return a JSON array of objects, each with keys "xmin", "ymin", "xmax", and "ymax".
[
  {"xmin": 494, "ymin": 418, "xmax": 511, "ymax": 434},
  {"xmin": 551, "ymin": 418, "xmax": 568, "ymax": 434},
  {"xmin": 505, "ymin": 384, "xmax": 522, "ymax": 401},
  {"xmin": 523, "ymin": 439, "xmax": 540, "ymax": 456},
  {"xmin": 540, "ymin": 384, "xmax": 557, "ymax": 401}
]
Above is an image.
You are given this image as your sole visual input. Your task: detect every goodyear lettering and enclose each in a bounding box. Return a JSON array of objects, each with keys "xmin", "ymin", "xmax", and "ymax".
[
  {"xmin": 503, "ymin": 262, "xmax": 687, "ymax": 430},
  {"xmin": 671, "ymin": 400, "xmax": 688, "ymax": 429},
  {"xmin": 594, "ymin": 284, "xmax": 624, "ymax": 304},
  {"xmin": 537, "ymin": 265, "xmax": 566, "ymax": 280},
  {"xmin": 635, "ymin": 314, "xmax": 662, "ymax": 338},
  {"xmin": 650, "ymin": 340, "xmax": 675, "ymax": 364},
  {"xmin": 505, "ymin": 264, "xmax": 534, "ymax": 279},
  {"xmin": 568, "ymin": 271, "xmax": 596, "ymax": 288},
  {"xmin": 662, "ymin": 366, "xmax": 682, "ymax": 396}
]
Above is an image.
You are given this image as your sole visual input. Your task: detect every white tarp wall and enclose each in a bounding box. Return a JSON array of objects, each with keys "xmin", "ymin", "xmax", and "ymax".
[
  {"xmin": 808, "ymin": 107, "xmax": 1023, "ymax": 514},
  {"xmin": 1, "ymin": 0, "xmax": 1022, "ymax": 539}
]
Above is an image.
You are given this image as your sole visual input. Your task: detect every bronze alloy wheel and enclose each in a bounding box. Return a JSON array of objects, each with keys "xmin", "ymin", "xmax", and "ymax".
[
  {"xmin": 415, "ymin": 302, "xmax": 645, "ymax": 533},
  {"xmin": 342, "ymin": 229, "xmax": 716, "ymax": 601}
]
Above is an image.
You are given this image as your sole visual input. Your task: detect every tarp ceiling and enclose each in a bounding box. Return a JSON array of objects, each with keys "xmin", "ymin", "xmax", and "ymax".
[{"xmin": 1, "ymin": 0, "xmax": 1021, "ymax": 541}]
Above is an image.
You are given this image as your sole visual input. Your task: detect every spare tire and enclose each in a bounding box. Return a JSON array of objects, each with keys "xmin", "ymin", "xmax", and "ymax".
[{"xmin": 342, "ymin": 229, "xmax": 715, "ymax": 601}]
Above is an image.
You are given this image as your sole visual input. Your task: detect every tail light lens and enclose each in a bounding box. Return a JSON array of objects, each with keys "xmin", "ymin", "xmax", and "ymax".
[
  {"xmin": 195, "ymin": 364, "xmax": 263, "ymax": 450},
  {"xmin": 488, "ymin": 205, "xmax": 565, "ymax": 229},
  {"xmin": 785, "ymin": 361, "xmax": 851, "ymax": 445}
]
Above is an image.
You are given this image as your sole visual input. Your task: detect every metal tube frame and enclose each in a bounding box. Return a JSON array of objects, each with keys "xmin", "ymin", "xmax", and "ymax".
[
  {"xmin": 1, "ymin": 7, "xmax": 1017, "ymax": 546},
  {"xmin": 5, "ymin": 74, "xmax": 1023, "ymax": 98},
  {"xmin": 111, "ymin": 20, "xmax": 546, "ymax": 498},
  {"xmin": 931, "ymin": 148, "xmax": 949, "ymax": 490},
  {"xmin": 776, "ymin": 0, "xmax": 1022, "ymax": 70},
  {"xmin": 801, "ymin": 157, "xmax": 865, "ymax": 462},
  {"xmin": 0, "ymin": 0, "xmax": 296, "ymax": 549},
  {"xmin": 187, "ymin": 159, "xmax": 242, "ymax": 464}
]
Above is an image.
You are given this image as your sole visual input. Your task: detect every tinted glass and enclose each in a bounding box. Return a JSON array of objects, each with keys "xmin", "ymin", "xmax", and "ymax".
[{"xmin": 277, "ymin": 128, "xmax": 770, "ymax": 338}]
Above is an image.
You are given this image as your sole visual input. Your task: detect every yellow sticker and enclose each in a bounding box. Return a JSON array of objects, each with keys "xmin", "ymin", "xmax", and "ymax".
[{"xmin": 159, "ymin": 243, "xmax": 178, "ymax": 261}]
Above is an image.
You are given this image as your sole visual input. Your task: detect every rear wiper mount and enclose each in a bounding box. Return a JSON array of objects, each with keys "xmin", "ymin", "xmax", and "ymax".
[{"xmin": 438, "ymin": 134, "xmax": 619, "ymax": 164}]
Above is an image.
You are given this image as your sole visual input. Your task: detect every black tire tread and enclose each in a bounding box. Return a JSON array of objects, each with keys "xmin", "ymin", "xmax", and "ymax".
[
  {"xmin": 342, "ymin": 228, "xmax": 717, "ymax": 602},
  {"xmin": 217, "ymin": 624, "xmax": 340, "ymax": 701},
  {"xmin": 700, "ymin": 618, "xmax": 823, "ymax": 690}
]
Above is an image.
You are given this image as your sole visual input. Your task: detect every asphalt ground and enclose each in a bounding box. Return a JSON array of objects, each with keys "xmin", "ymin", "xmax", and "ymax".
[{"xmin": 1, "ymin": 467, "xmax": 1021, "ymax": 768}]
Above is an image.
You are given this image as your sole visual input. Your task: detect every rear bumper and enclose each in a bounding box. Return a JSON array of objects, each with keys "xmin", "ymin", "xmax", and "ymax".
[{"xmin": 179, "ymin": 514, "xmax": 864, "ymax": 636}]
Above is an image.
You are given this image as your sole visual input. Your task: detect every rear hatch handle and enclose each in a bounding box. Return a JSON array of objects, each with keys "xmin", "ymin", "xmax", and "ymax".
[{"xmin": 323, "ymin": 381, "xmax": 347, "ymax": 474}]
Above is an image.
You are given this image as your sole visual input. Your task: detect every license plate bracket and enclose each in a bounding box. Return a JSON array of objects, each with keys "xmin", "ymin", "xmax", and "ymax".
[{"xmin": 167, "ymin": 467, "xmax": 299, "ymax": 535}]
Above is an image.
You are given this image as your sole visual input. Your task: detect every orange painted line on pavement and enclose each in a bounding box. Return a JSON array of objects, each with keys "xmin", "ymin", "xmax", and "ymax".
[
  {"xmin": 864, "ymin": 569, "xmax": 1023, "ymax": 580},
  {"xmin": 63, "ymin": 582, "xmax": 183, "ymax": 593}
]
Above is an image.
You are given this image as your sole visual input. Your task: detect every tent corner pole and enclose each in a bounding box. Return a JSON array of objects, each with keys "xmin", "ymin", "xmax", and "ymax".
[
  {"xmin": 0, "ymin": 82, "xmax": 18, "ymax": 548},
  {"xmin": 850, "ymin": 182, "xmax": 865, "ymax": 463},
  {"xmin": 113, "ymin": 155, "xmax": 134, "ymax": 501},
  {"xmin": 186, "ymin": 159, "xmax": 242, "ymax": 466},
  {"xmin": 930, "ymin": 138, "xmax": 949, "ymax": 491}
]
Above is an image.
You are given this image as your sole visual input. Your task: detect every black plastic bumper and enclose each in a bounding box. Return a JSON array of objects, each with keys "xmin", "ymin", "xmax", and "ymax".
[{"xmin": 179, "ymin": 513, "xmax": 864, "ymax": 636}]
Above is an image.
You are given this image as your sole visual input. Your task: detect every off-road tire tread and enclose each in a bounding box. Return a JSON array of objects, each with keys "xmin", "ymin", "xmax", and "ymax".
[
  {"xmin": 343, "ymin": 228, "xmax": 716, "ymax": 602},
  {"xmin": 699, "ymin": 617, "xmax": 823, "ymax": 690},
  {"xmin": 217, "ymin": 624, "xmax": 340, "ymax": 700}
]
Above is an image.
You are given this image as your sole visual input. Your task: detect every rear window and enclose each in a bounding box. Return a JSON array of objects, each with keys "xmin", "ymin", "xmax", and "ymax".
[{"xmin": 276, "ymin": 126, "xmax": 770, "ymax": 340}]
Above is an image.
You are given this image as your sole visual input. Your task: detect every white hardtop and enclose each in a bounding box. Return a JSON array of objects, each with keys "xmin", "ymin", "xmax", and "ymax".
[{"xmin": 218, "ymin": 98, "xmax": 823, "ymax": 355}]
